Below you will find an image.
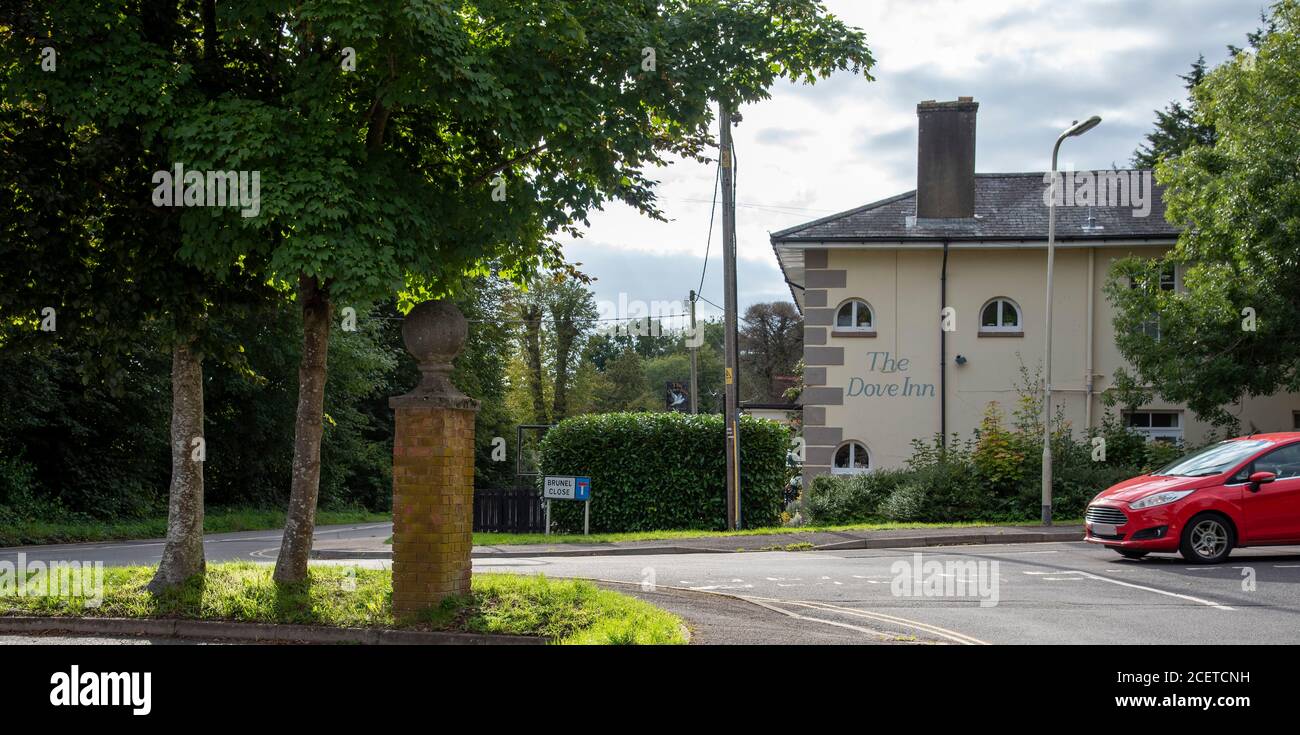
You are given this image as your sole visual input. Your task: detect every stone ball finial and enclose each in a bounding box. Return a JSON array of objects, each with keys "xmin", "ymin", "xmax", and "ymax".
[
  {"xmin": 402, "ymin": 300, "xmax": 468, "ymax": 366},
  {"xmin": 392, "ymin": 300, "xmax": 478, "ymax": 410}
]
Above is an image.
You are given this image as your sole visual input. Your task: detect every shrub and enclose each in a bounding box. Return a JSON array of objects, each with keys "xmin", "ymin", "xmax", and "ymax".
[
  {"xmin": 879, "ymin": 481, "xmax": 928, "ymax": 521},
  {"xmin": 539, "ymin": 412, "xmax": 790, "ymax": 532},
  {"xmin": 802, "ymin": 468, "xmax": 910, "ymax": 524},
  {"xmin": 798, "ymin": 400, "xmax": 1201, "ymax": 526},
  {"xmin": 909, "ymin": 460, "xmax": 988, "ymax": 520},
  {"xmin": 972, "ymin": 402, "xmax": 1025, "ymax": 494}
]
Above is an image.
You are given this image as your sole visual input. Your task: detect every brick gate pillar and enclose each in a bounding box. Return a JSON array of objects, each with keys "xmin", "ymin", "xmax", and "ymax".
[{"xmin": 389, "ymin": 300, "xmax": 480, "ymax": 616}]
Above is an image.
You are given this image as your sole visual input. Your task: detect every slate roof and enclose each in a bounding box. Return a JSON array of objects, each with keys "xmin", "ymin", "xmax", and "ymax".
[{"xmin": 770, "ymin": 172, "xmax": 1181, "ymax": 243}]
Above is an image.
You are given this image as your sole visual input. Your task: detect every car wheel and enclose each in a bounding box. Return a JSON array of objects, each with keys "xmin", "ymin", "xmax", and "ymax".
[
  {"xmin": 1116, "ymin": 550, "xmax": 1148, "ymax": 560},
  {"xmin": 1179, "ymin": 514, "xmax": 1234, "ymax": 564}
]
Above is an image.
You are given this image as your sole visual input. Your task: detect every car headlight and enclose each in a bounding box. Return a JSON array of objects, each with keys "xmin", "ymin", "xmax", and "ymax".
[{"xmin": 1129, "ymin": 489, "xmax": 1194, "ymax": 510}]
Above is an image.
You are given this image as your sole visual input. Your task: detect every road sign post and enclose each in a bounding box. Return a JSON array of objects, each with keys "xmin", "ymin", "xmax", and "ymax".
[{"xmin": 543, "ymin": 475, "xmax": 592, "ymax": 536}]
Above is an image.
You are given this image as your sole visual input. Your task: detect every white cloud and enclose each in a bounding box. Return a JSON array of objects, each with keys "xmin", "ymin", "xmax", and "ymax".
[{"xmin": 558, "ymin": 0, "xmax": 1264, "ymax": 307}]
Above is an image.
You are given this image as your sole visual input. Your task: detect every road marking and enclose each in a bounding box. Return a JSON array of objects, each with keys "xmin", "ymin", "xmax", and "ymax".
[
  {"xmin": 736, "ymin": 596, "xmax": 905, "ymax": 642},
  {"xmin": 746, "ymin": 596, "xmax": 989, "ymax": 645},
  {"xmin": 1053, "ymin": 570, "xmax": 1234, "ymax": 610},
  {"xmin": 587, "ymin": 578, "xmax": 912, "ymax": 643}
]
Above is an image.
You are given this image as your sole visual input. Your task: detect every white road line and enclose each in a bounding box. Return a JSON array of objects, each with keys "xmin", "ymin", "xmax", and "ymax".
[
  {"xmin": 587, "ymin": 577, "xmax": 908, "ymax": 643},
  {"xmin": 736, "ymin": 596, "xmax": 903, "ymax": 641},
  {"xmin": 1056, "ymin": 570, "xmax": 1234, "ymax": 611},
  {"xmin": 746, "ymin": 596, "xmax": 989, "ymax": 645}
]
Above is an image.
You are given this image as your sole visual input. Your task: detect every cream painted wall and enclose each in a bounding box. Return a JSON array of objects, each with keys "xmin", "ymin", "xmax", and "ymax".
[{"xmin": 817, "ymin": 245, "xmax": 1300, "ymax": 471}]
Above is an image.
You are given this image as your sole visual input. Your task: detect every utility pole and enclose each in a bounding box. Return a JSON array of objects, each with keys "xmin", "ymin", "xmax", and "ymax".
[
  {"xmin": 720, "ymin": 102, "xmax": 741, "ymax": 530},
  {"xmin": 688, "ymin": 290, "xmax": 699, "ymax": 415}
]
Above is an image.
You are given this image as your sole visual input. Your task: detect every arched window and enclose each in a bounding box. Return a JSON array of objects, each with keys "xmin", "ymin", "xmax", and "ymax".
[
  {"xmin": 979, "ymin": 297, "xmax": 1022, "ymax": 334},
  {"xmin": 832, "ymin": 441, "xmax": 871, "ymax": 475},
  {"xmin": 834, "ymin": 299, "xmax": 874, "ymax": 332}
]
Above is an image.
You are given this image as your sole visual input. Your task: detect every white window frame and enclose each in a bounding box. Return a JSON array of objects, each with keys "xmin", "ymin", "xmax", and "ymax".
[
  {"xmin": 831, "ymin": 441, "xmax": 872, "ymax": 475},
  {"xmin": 1131, "ymin": 263, "xmax": 1180, "ymax": 341},
  {"xmin": 978, "ymin": 297, "xmax": 1022, "ymax": 334},
  {"xmin": 1124, "ymin": 410, "xmax": 1183, "ymax": 444},
  {"xmin": 834, "ymin": 299, "xmax": 875, "ymax": 333}
]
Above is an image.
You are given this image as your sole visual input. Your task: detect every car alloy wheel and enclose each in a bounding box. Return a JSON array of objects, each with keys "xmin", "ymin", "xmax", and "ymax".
[{"xmin": 1180, "ymin": 515, "xmax": 1233, "ymax": 564}]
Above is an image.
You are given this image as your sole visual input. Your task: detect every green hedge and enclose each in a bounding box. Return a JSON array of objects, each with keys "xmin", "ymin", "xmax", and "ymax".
[{"xmin": 538, "ymin": 412, "xmax": 790, "ymax": 532}]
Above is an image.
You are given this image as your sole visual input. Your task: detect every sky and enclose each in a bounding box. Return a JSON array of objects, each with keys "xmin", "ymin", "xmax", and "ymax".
[{"xmin": 560, "ymin": 0, "xmax": 1267, "ymax": 328}]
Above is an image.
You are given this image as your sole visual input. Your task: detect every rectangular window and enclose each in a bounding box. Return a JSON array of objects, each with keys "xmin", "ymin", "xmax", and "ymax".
[
  {"xmin": 1124, "ymin": 410, "xmax": 1183, "ymax": 443},
  {"xmin": 1131, "ymin": 263, "xmax": 1177, "ymax": 340},
  {"xmin": 1293, "ymin": 412, "xmax": 1300, "ymax": 430}
]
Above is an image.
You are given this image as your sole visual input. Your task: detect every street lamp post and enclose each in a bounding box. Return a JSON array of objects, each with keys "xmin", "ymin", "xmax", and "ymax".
[{"xmin": 1042, "ymin": 115, "xmax": 1101, "ymax": 526}]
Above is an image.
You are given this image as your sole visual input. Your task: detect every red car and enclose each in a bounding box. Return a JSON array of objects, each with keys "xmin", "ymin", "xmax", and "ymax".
[{"xmin": 1085, "ymin": 432, "xmax": 1300, "ymax": 563}]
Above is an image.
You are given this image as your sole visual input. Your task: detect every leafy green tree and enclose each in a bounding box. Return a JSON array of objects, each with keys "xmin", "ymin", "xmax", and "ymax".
[
  {"xmin": 1109, "ymin": 0, "xmax": 1296, "ymax": 427},
  {"xmin": 13, "ymin": 0, "xmax": 871, "ymax": 582},
  {"xmin": 597, "ymin": 349, "xmax": 652, "ymax": 411},
  {"xmin": 1132, "ymin": 56, "xmax": 1216, "ymax": 168},
  {"xmin": 1132, "ymin": 14, "xmax": 1275, "ymax": 167},
  {"xmin": 0, "ymin": 4, "xmax": 278, "ymax": 590},
  {"xmin": 518, "ymin": 292, "xmax": 550, "ymax": 424},
  {"xmin": 739, "ymin": 301, "xmax": 802, "ymax": 402},
  {"xmin": 545, "ymin": 275, "xmax": 598, "ymax": 421},
  {"xmin": 449, "ymin": 277, "xmax": 523, "ymax": 488}
]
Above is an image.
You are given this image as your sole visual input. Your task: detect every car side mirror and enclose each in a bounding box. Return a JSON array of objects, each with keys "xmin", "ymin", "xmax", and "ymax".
[{"xmin": 1248, "ymin": 471, "xmax": 1276, "ymax": 491}]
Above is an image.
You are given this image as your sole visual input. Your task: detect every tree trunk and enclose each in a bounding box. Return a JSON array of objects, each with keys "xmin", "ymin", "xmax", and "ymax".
[
  {"xmin": 521, "ymin": 303, "xmax": 547, "ymax": 423},
  {"xmin": 147, "ymin": 339, "xmax": 206, "ymax": 593},
  {"xmin": 273, "ymin": 276, "xmax": 332, "ymax": 584},
  {"xmin": 552, "ymin": 321, "xmax": 574, "ymax": 421}
]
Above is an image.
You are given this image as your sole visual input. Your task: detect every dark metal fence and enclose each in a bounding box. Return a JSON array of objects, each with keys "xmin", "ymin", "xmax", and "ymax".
[{"xmin": 473, "ymin": 486, "xmax": 545, "ymax": 533}]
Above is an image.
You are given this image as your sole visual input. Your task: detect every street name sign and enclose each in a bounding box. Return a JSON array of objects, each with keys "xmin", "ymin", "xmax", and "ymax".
[{"xmin": 543, "ymin": 475, "xmax": 591, "ymax": 501}]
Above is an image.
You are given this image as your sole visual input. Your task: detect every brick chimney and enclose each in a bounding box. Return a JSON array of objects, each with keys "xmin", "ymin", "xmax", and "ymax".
[{"xmin": 915, "ymin": 97, "xmax": 978, "ymax": 219}]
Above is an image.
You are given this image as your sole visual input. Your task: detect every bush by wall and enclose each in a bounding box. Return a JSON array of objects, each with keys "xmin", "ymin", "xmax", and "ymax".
[
  {"xmin": 539, "ymin": 412, "xmax": 790, "ymax": 532},
  {"xmin": 799, "ymin": 403, "xmax": 1202, "ymax": 526}
]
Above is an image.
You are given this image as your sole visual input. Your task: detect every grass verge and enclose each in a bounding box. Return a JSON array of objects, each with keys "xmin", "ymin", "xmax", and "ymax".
[
  {"xmin": 465, "ymin": 519, "xmax": 1084, "ymax": 546},
  {"xmin": 0, "ymin": 508, "xmax": 390, "ymax": 547},
  {"xmin": 0, "ymin": 562, "xmax": 686, "ymax": 645}
]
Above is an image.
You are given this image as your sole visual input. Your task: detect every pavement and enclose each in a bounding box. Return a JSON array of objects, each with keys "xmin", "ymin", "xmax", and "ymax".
[{"xmin": 309, "ymin": 522, "xmax": 1086, "ymax": 559}]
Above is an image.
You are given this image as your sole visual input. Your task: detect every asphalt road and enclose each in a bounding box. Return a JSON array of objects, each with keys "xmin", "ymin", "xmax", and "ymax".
[
  {"xmin": 5, "ymin": 525, "xmax": 1300, "ymax": 644},
  {"xmin": 473, "ymin": 541, "xmax": 1300, "ymax": 645}
]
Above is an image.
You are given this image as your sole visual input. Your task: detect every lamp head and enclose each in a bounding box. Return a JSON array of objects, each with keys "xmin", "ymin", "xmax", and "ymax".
[{"xmin": 1066, "ymin": 116, "xmax": 1102, "ymax": 137}]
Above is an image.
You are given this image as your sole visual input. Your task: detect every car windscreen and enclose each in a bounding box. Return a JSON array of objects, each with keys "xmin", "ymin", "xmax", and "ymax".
[{"xmin": 1153, "ymin": 440, "xmax": 1274, "ymax": 477}]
